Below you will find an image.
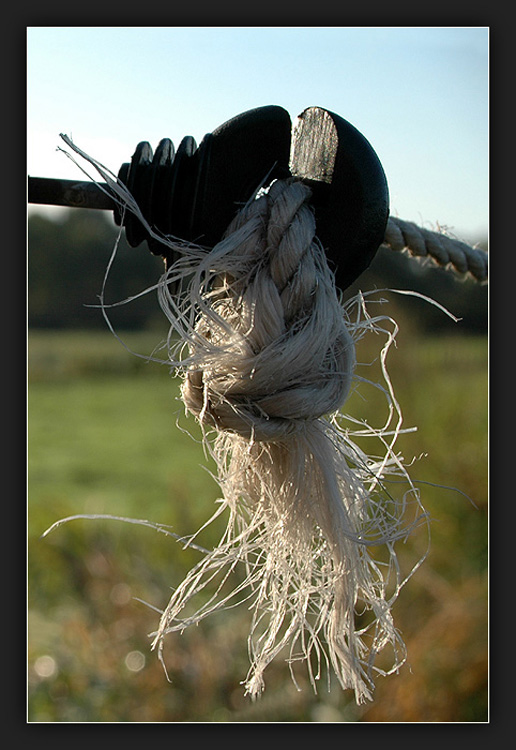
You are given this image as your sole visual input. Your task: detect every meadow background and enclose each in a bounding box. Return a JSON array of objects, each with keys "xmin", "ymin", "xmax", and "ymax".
[{"xmin": 28, "ymin": 209, "xmax": 488, "ymax": 722}]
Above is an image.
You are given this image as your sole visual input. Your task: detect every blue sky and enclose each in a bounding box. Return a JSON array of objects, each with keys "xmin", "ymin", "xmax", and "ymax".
[{"xmin": 27, "ymin": 27, "xmax": 488, "ymax": 240}]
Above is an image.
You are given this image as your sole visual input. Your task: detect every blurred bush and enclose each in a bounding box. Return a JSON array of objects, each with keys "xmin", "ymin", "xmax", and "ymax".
[{"xmin": 28, "ymin": 210, "xmax": 164, "ymax": 330}]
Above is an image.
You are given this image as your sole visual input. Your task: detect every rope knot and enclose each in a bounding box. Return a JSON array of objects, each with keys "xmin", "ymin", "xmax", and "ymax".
[{"xmin": 180, "ymin": 179, "xmax": 356, "ymax": 441}]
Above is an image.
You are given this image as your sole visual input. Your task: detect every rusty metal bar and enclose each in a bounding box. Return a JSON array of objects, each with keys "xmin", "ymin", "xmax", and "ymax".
[{"xmin": 28, "ymin": 176, "xmax": 115, "ymax": 211}]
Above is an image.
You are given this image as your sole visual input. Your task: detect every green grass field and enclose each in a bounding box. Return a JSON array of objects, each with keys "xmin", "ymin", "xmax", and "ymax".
[{"xmin": 28, "ymin": 324, "xmax": 488, "ymax": 722}]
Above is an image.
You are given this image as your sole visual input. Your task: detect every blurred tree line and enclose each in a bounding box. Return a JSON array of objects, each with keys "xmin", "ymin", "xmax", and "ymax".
[{"xmin": 28, "ymin": 209, "xmax": 488, "ymax": 333}]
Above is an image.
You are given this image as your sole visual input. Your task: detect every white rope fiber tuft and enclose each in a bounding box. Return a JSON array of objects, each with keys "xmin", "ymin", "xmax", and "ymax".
[{"xmin": 149, "ymin": 177, "xmax": 428, "ymax": 701}]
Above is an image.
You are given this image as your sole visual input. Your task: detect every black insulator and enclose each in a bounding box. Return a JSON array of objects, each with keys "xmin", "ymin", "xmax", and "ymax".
[
  {"xmin": 114, "ymin": 106, "xmax": 293, "ymax": 267},
  {"xmin": 29, "ymin": 105, "xmax": 389, "ymax": 292}
]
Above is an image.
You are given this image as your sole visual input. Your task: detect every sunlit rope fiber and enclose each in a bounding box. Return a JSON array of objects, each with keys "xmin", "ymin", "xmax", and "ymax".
[{"xmin": 149, "ymin": 177, "xmax": 430, "ymax": 702}]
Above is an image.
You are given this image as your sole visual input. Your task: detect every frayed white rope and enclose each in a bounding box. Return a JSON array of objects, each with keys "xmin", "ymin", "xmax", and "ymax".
[
  {"xmin": 382, "ymin": 216, "xmax": 488, "ymax": 282},
  {"xmin": 46, "ymin": 135, "xmax": 466, "ymax": 703},
  {"xmin": 149, "ymin": 180, "xmax": 432, "ymax": 702}
]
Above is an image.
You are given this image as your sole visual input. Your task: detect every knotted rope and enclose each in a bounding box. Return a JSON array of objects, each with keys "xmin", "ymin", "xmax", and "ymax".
[
  {"xmin": 181, "ymin": 179, "xmax": 354, "ymax": 441},
  {"xmin": 149, "ymin": 178, "xmax": 425, "ymax": 701}
]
